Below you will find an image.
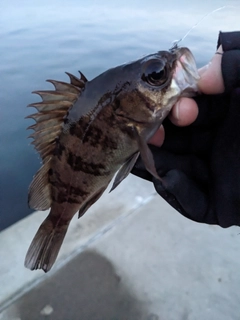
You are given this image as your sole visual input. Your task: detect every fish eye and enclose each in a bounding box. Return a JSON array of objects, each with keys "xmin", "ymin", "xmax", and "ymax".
[{"xmin": 141, "ymin": 59, "xmax": 169, "ymax": 87}]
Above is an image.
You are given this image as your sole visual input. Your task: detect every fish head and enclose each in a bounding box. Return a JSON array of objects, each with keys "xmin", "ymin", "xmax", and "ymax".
[
  {"xmin": 117, "ymin": 47, "xmax": 199, "ymax": 128},
  {"xmin": 66, "ymin": 47, "xmax": 199, "ymax": 133}
]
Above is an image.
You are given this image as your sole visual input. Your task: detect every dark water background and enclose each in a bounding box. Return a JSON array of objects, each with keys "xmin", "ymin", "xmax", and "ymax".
[{"xmin": 0, "ymin": 0, "xmax": 239, "ymax": 230}]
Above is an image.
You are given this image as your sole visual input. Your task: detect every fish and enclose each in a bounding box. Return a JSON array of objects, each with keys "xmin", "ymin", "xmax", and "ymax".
[{"xmin": 25, "ymin": 46, "xmax": 199, "ymax": 272}]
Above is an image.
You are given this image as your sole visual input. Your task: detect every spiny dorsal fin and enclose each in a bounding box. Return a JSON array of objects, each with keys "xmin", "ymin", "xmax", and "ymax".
[
  {"xmin": 79, "ymin": 70, "xmax": 88, "ymax": 83},
  {"xmin": 27, "ymin": 73, "xmax": 87, "ymax": 162},
  {"xmin": 65, "ymin": 72, "xmax": 87, "ymax": 88},
  {"xmin": 27, "ymin": 72, "xmax": 88, "ymax": 210},
  {"xmin": 28, "ymin": 100, "xmax": 73, "ymax": 112},
  {"xmin": 46, "ymin": 80, "xmax": 81, "ymax": 94},
  {"xmin": 32, "ymin": 90, "xmax": 78, "ymax": 102}
]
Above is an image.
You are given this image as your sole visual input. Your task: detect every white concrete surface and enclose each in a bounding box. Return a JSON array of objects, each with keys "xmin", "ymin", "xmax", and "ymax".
[
  {"xmin": 1, "ymin": 176, "xmax": 240, "ymax": 319},
  {"xmin": 92, "ymin": 197, "xmax": 240, "ymax": 320},
  {"xmin": 0, "ymin": 175, "xmax": 154, "ymax": 311}
]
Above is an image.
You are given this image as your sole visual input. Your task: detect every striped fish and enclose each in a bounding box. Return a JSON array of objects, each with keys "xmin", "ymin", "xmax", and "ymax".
[{"xmin": 25, "ymin": 47, "xmax": 199, "ymax": 272}]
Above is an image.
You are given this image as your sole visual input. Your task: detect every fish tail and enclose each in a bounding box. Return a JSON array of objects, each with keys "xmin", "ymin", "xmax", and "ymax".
[{"xmin": 24, "ymin": 210, "xmax": 70, "ymax": 273}]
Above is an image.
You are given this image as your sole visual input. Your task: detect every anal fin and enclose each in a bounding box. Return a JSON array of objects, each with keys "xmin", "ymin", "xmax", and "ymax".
[{"xmin": 78, "ymin": 187, "xmax": 106, "ymax": 218}]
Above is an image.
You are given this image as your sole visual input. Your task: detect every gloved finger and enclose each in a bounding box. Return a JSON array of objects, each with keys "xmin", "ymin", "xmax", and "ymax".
[
  {"xmin": 210, "ymin": 89, "xmax": 240, "ymax": 227},
  {"xmin": 159, "ymin": 119, "xmax": 214, "ymax": 157},
  {"xmin": 222, "ymin": 51, "xmax": 240, "ymax": 91},
  {"xmin": 152, "ymin": 176, "xmax": 184, "ymax": 213},
  {"xmin": 217, "ymin": 31, "xmax": 240, "ymax": 91},
  {"xmin": 198, "ymin": 46, "xmax": 224, "ymax": 94},
  {"xmin": 153, "ymin": 170, "xmax": 216, "ymax": 224},
  {"xmin": 217, "ymin": 31, "xmax": 240, "ymax": 51},
  {"xmin": 131, "ymin": 165, "xmax": 152, "ymax": 181},
  {"xmin": 191, "ymin": 93, "xmax": 229, "ymax": 127},
  {"xmin": 151, "ymin": 147, "xmax": 209, "ymax": 182},
  {"xmin": 132, "ymin": 146, "xmax": 209, "ymax": 183}
]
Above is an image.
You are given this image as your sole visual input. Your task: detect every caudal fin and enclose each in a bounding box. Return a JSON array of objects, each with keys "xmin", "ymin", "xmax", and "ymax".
[{"xmin": 24, "ymin": 213, "xmax": 69, "ymax": 272}]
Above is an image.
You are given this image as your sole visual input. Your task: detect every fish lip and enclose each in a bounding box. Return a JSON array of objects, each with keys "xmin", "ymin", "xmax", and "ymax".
[{"xmin": 171, "ymin": 47, "xmax": 200, "ymax": 96}]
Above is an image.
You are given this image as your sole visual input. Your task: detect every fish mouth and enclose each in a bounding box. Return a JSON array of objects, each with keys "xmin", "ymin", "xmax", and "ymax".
[{"xmin": 172, "ymin": 47, "xmax": 200, "ymax": 97}]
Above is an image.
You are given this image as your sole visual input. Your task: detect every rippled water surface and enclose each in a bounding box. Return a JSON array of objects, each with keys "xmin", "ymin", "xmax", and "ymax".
[{"xmin": 0, "ymin": 0, "xmax": 239, "ymax": 230}]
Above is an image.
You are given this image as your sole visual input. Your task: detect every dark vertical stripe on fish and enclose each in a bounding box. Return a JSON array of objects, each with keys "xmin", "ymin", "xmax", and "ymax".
[{"xmin": 66, "ymin": 152, "xmax": 110, "ymax": 175}]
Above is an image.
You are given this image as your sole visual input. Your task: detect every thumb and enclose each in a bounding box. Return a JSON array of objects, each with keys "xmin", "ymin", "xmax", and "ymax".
[{"xmin": 197, "ymin": 45, "xmax": 224, "ymax": 94}]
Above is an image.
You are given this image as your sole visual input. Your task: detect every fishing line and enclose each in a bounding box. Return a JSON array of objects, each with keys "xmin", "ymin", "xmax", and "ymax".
[{"xmin": 170, "ymin": 5, "xmax": 236, "ymax": 50}]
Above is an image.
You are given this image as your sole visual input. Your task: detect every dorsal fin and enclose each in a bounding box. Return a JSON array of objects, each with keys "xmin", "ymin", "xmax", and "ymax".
[
  {"xmin": 46, "ymin": 80, "xmax": 81, "ymax": 94},
  {"xmin": 79, "ymin": 70, "xmax": 88, "ymax": 83},
  {"xmin": 65, "ymin": 72, "xmax": 87, "ymax": 88},
  {"xmin": 27, "ymin": 72, "xmax": 88, "ymax": 210}
]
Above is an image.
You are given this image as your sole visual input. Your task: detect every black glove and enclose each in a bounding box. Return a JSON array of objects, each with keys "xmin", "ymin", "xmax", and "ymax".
[{"xmin": 132, "ymin": 31, "xmax": 240, "ymax": 228}]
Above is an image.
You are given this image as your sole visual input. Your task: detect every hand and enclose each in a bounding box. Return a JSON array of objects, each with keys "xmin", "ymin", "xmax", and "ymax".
[
  {"xmin": 132, "ymin": 31, "xmax": 240, "ymax": 228},
  {"xmin": 149, "ymin": 45, "xmax": 224, "ymax": 147}
]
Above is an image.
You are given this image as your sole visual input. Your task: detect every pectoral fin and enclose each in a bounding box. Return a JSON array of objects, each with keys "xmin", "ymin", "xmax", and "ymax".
[
  {"xmin": 133, "ymin": 128, "xmax": 162, "ymax": 182},
  {"xmin": 110, "ymin": 152, "xmax": 140, "ymax": 192}
]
